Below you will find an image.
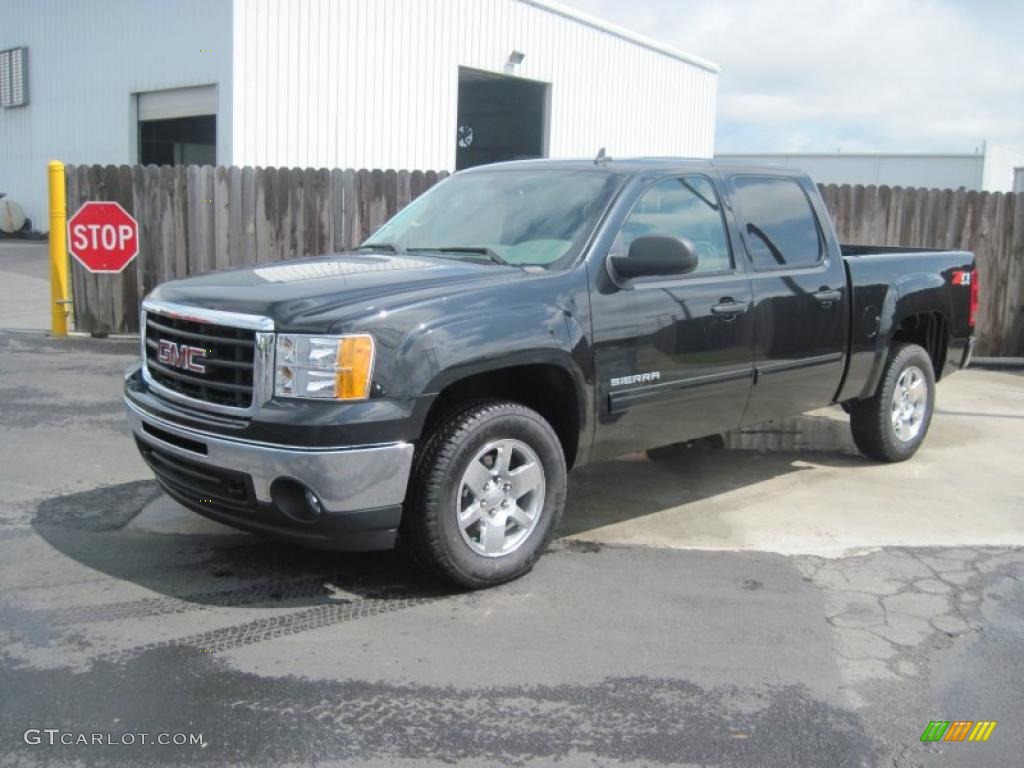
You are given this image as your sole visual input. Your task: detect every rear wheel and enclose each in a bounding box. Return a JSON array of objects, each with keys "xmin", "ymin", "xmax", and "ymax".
[
  {"xmin": 849, "ymin": 343, "xmax": 935, "ymax": 462},
  {"xmin": 403, "ymin": 400, "xmax": 566, "ymax": 588}
]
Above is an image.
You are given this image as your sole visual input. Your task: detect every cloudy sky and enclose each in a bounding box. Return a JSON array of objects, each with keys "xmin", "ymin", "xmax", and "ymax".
[{"xmin": 567, "ymin": 0, "xmax": 1024, "ymax": 154}]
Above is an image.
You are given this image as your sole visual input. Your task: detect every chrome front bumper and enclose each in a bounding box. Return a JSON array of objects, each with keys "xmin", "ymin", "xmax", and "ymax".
[{"xmin": 125, "ymin": 397, "xmax": 414, "ymax": 514}]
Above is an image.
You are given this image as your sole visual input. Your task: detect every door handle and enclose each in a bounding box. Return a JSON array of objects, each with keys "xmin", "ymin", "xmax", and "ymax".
[
  {"xmin": 711, "ymin": 300, "xmax": 750, "ymax": 318},
  {"xmin": 813, "ymin": 288, "xmax": 842, "ymax": 306}
]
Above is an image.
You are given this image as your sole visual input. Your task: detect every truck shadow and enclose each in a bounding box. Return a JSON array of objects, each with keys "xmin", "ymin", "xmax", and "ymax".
[
  {"xmin": 559, "ymin": 411, "xmax": 867, "ymax": 538},
  {"xmin": 29, "ymin": 413, "xmax": 865, "ymax": 610},
  {"xmin": 30, "ymin": 493, "xmax": 453, "ymax": 613}
]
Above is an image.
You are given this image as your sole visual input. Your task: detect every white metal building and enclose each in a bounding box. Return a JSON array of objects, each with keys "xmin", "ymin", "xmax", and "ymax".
[
  {"xmin": 0, "ymin": 0, "xmax": 718, "ymax": 229},
  {"xmin": 716, "ymin": 140, "xmax": 1024, "ymax": 193}
]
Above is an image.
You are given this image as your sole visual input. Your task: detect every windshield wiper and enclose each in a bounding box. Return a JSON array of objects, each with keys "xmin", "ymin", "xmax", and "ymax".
[
  {"xmin": 357, "ymin": 242, "xmax": 405, "ymax": 254},
  {"xmin": 408, "ymin": 246, "xmax": 512, "ymax": 267}
]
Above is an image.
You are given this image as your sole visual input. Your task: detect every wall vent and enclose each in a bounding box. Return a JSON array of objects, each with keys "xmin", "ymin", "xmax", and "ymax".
[{"xmin": 0, "ymin": 47, "xmax": 28, "ymax": 108}]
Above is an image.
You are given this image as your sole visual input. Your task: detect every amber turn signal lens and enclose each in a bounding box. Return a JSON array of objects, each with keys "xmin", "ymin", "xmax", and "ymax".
[{"xmin": 334, "ymin": 335, "xmax": 375, "ymax": 400}]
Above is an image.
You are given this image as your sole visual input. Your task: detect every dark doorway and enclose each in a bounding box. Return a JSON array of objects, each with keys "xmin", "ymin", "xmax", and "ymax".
[
  {"xmin": 456, "ymin": 67, "xmax": 548, "ymax": 170},
  {"xmin": 139, "ymin": 115, "xmax": 216, "ymax": 167}
]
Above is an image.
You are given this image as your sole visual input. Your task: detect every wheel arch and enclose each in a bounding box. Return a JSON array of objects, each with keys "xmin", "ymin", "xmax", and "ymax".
[
  {"xmin": 842, "ymin": 279, "xmax": 953, "ymax": 403},
  {"xmin": 419, "ymin": 356, "xmax": 586, "ymax": 470},
  {"xmin": 861, "ymin": 309, "xmax": 949, "ymax": 398},
  {"xmin": 891, "ymin": 311, "xmax": 949, "ymax": 379}
]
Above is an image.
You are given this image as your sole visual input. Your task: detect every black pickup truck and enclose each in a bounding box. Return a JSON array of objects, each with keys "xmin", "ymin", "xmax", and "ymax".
[{"xmin": 124, "ymin": 159, "xmax": 978, "ymax": 587}]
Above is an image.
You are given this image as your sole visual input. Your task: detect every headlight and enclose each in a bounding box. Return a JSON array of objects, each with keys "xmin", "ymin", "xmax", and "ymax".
[{"xmin": 274, "ymin": 334, "xmax": 375, "ymax": 400}]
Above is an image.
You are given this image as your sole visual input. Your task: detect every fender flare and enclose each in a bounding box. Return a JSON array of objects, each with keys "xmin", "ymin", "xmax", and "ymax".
[{"xmin": 858, "ymin": 273, "xmax": 950, "ymax": 399}]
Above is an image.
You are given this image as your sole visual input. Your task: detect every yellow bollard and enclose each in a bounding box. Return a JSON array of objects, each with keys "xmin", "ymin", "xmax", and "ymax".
[{"xmin": 48, "ymin": 160, "xmax": 70, "ymax": 336}]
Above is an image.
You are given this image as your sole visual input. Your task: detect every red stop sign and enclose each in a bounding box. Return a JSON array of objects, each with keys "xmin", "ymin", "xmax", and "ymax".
[{"xmin": 67, "ymin": 202, "xmax": 139, "ymax": 273}]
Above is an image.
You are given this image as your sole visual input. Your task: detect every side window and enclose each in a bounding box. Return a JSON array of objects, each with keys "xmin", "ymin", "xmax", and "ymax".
[
  {"xmin": 618, "ymin": 176, "xmax": 732, "ymax": 274},
  {"xmin": 733, "ymin": 176, "xmax": 823, "ymax": 269}
]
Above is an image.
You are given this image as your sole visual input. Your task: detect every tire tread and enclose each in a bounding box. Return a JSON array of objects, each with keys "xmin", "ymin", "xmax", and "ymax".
[
  {"xmin": 849, "ymin": 343, "xmax": 934, "ymax": 462},
  {"xmin": 403, "ymin": 399, "xmax": 565, "ymax": 588}
]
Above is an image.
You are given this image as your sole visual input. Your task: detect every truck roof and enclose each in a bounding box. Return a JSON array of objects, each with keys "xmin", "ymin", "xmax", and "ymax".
[{"xmin": 459, "ymin": 157, "xmax": 805, "ymax": 177}]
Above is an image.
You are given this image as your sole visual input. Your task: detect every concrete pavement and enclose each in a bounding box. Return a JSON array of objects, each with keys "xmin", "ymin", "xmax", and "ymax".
[
  {"xmin": 0, "ymin": 241, "xmax": 50, "ymax": 331},
  {"xmin": 1, "ymin": 331, "xmax": 1022, "ymax": 767},
  {"xmin": 564, "ymin": 368, "xmax": 1024, "ymax": 555}
]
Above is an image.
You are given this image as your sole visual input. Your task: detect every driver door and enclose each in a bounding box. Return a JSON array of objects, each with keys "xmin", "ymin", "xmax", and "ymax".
[{"xmin": 590, "ymin": 174, "xmax": 755, "ymax": 461}]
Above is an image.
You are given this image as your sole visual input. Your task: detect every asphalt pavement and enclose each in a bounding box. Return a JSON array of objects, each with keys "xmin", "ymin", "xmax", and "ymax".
[{"xmin": 0, "ymin": 247, "xmax": 1022, "ymax": 767}]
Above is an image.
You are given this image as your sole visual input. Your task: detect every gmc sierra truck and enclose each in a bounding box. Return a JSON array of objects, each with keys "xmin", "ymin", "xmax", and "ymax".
[{"xmin": 124, "ymin": 159, "xmax": 978, "ymax": 587}]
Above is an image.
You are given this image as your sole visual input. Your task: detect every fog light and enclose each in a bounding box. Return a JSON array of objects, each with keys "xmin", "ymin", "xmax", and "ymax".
[
  {"xmin": 270, "ymin": 478, "xmax": 323, "ymax": 524},
  {"xmin": 304, "ymin": 489, "xmax": 324, "ymax": 516}
]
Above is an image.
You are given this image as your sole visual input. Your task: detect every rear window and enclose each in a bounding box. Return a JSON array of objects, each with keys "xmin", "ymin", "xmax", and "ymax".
[{"xmin": 733, "ymin": 176, "xmax": 823, "ymax": 269}]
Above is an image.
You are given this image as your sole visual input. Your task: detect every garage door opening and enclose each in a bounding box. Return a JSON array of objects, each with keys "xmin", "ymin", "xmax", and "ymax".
[
  {"xmin": 136, "ymin": 85, "xmax": 217, "ymax": 167},
  {"xmin": 139, "ymin": 115, "xmax": 216, "ymax": 166},
  {"xmin": 456, "ymin": 67, "xmax": 549, "ymax": 170}
]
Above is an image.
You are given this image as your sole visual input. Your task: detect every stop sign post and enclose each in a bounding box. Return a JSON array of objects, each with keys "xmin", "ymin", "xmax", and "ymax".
[{"xmin": 67, "ymin": 202, "xmax": 139, "ymax": 273}]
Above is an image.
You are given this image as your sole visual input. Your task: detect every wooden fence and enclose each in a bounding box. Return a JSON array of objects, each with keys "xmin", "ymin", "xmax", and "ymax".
[
  {"xmin": 65, "ymin": 165, "xmax": 447, "ymax": 335},
  {"xmin": 65, "ymin": 165, "xmax": 1023, "ymax": 355},
  {"xmin": 818, "ymin": 184, "xmax": 1023, "ymax": 357}
]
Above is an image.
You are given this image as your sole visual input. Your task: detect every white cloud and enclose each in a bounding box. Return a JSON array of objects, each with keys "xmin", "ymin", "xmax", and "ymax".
[{"xmin": 563, "ymin": 0, "xmax": 1024, "ymax": 153}]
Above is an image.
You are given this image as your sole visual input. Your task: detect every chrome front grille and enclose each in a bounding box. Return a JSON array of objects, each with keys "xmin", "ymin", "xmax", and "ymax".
[
  {"xmin": 140, "ymin": 300, "xmax": 275, "ymax": 416},
  {"xmin": 145, "ymin": 313, "xmax": 256, "ymax": 408}
]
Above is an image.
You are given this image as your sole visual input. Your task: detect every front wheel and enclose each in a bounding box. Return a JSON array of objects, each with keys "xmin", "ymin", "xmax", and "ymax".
[
  {"xmin": 402, "ymin": 400, "xmax": 567, "ymax": 588},
  {"xmin": 849, "ymin": 343, "xmax": 935, "ymax": 462}
]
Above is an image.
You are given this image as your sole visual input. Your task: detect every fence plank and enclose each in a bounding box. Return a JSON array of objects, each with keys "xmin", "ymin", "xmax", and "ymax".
[
  {"xmin": 254, "ymin": 167, "xmax": 275, "ymax": 264},
  {"xmin": 315, "ymin": 168, "xmax": 331, "ymax": 255},
  {"xmin": 202, "ymin": 166, "xmax": 217, "ymax": 272},
  {"xmin": 82, "ymin": 165, "xmax": 109, "ymax": 332},
  {"xmin": 871, "ymin": 186, "xmax": 891, "ymax": 244},
  {"xmin": 369, "ymin": 169, "xmax": 388, "ymax": 237},
  {"xmin": 301, "ymin": 167, "xmax": 318, "ymax": 256},
  {"xmin": 397, "ymin": 169, "xmax": 412, "ymax": 211},
  {"xmin": 342, "ymin": 169, "xmax": 359, "ymax": 250},
  {"xmin": 118, "ymin": 164, "xmax": 139, "ymax": 331},
  {"xmin": 185, "ymin": 165, "xmax": 202, "ymax": 276},
  {"xmin": 66, "ymin": 165, "xmax": 82, "ymax": 331},
  {"xmin": 329, "ymin": 168, "xmax": 344, "ymax": 253},
  {"xmin": 1007, "ymin": 194, "xmax": 1024, "ymax": 356},
  {"xmin": 360, "ymin": 169, "xmax": 376, "ymax": 244},
  {"xmin": 278, "ymin": 168, "xmax": 294, "ymax": 261},
  {"xmin": 214, "ymin": 165, "xmax": 231, "ymax": 272},
  {"xmin": 986, "ymin": 193, "xmax": 1011, "ymax": 354},
  {"xmin": 240, "ymin": 166, "xmax": 257, "ymax": 266}
]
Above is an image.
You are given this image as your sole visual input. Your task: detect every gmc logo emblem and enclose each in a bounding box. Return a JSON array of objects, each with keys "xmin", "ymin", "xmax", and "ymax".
[{"xmin": 157, "ymin": 339, "xmax": 207, "ymax": 374}]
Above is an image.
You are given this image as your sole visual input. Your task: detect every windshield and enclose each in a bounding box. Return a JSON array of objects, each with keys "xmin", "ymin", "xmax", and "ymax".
[{"xmin": 362, "ymin": 169, "xmax": 621, "ymax": 269}]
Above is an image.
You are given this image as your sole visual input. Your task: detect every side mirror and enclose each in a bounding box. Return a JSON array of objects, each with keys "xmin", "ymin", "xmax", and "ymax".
[{"xmin": 610, "ymin": 236, "xmax": 699, "ymax": 280}]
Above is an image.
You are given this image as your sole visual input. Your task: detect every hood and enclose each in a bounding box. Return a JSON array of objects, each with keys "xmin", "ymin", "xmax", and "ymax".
[{"xmin": 147, "ymin": 252, "xmax": 528, "ymax": 331}]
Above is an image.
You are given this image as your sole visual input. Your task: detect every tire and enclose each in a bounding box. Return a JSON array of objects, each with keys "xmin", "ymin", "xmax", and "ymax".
[
  {"xmin": 849, "ymin": 343, "xmax": 935, "ymax": 462},
  {"xmin": 402, "ymin": 399, "xmax": 567, "ymax": 589}
]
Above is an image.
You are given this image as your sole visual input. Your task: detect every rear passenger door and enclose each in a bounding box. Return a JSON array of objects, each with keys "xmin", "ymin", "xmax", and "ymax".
[{"xmin": 726, "ymin": 174, "xmax": 848, "ymax": 425}]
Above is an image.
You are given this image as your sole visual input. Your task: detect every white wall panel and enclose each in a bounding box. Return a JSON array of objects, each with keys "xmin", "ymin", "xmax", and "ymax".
[
  {"xmin": 981, "ymin": 140, "xmax": 1024, "ymax": 193},
  {"xmin": 0, "ymin": 0, "xmax": 233, "ymax": 226},
  {"xmin": 717, "ymin": 152, "xmax": 989, "ymax": 192},
  {"xmin": 2, "ymin": 0, "xmax": 716, "ymax": 226},
  {"xmin": 230, "ymin": 0, "xmax": 718, "ymax": 171}
]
